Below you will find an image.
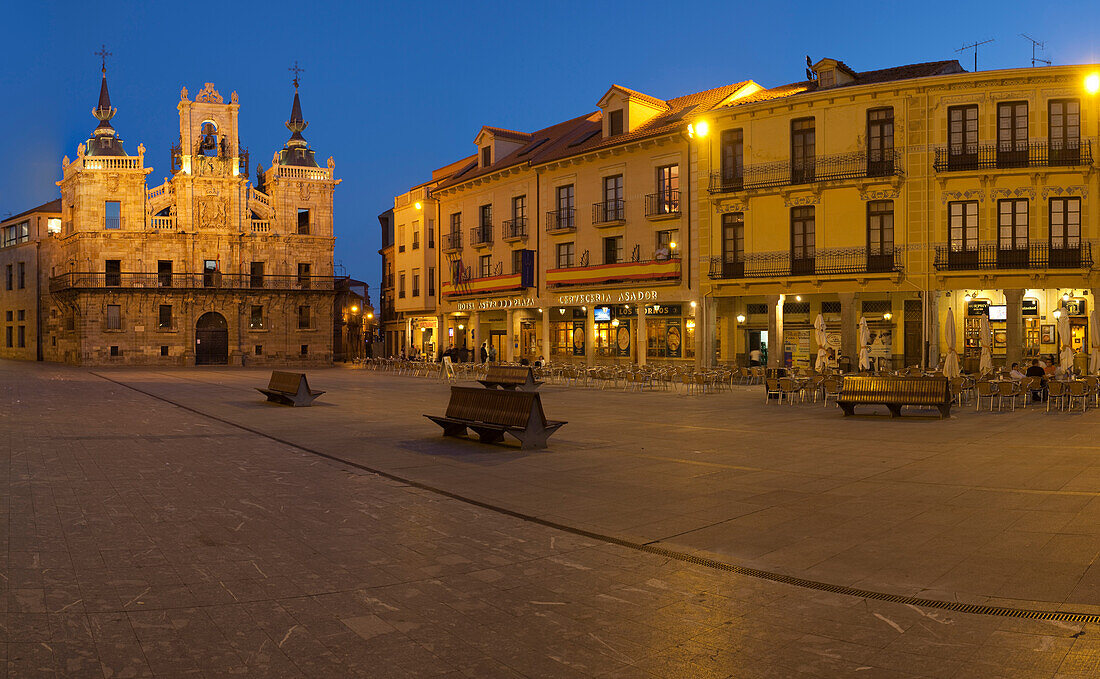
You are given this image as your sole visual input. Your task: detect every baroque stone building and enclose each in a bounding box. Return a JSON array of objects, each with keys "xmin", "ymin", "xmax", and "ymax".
[{"xmin": 18, "ymin": 64, "xmax": 339, "ymax": 365}]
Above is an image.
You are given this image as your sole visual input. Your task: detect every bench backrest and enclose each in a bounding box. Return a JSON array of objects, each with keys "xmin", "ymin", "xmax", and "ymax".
[
  {"xmin": 269, "ymin": 371, "xmax": 307, "ymax": 395},
  {"xmin": 446, "ymin": 386, "xmax": 544, "ymax": 427},
  {"xmin": 483, "ymin": 365, "xmax": 535, "ymax": 385},
  {"xmin": 839, "ymin": 375, "xmax": 949, "ymax": 404}
]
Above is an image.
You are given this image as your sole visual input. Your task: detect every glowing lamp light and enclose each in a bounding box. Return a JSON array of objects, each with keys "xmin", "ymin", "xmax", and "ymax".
[
  {"xmin": 690, "ymin": 301, "xmax": 697, "ymax": 309},
  {"xmin": 795, "ymin": 295, "xmax": 802, "ymax": 302},
  {"xmin": 458, "ymin": 324, "xmax": 465, "ymax": 330},
  {"xmin": 736, "ymin": 314, "xmax": 746, "ymax": 323},
  {"xmin": 668, "ymin": 241, "xmax": 678, "ymax": 250},
  {"xmin": 688, "ymin": 121, "xmax": 710, "ymax": 139},
  {"xmin": 963, "ymin": 293, "xmax": 972, "ymax": 303},
  {"xmin": 558, "ymin": 308, "xmax": 565, "ymax": 315},
  {"xmin": 686, "ymin": 320, "xmax": 696, "ymax": 329},
  {"xmin": 350, "ymin": 306, "xmax": 358, "ymax": 313},
  {"xmin": 415, "ymin": 201, "xmax": 422, "ymax": 210},
  {"xmin": 538, "ymin": 308, "xmax": 543, "ymax": 313},
  {"xmin": 883, "ymin": 312, "xmax": 893, "ymax": 321},
  {"xmin": 1053, "ymin": 309, "xmax": 1063, "ymax": 319},
  {"xmin": 611, "ymin": 319, "xmax": 620, "ymax": 327},
  {"xmin": 1063, "ymin": 292, "xmax": 1071, "ymax": 302},
  {"xmin": 366, "ymin": 312, "xmax": 374, "ymax": 319},
  {"xmin": 1086, "ymin": 72, "xmax": 1100, "ymax": 95}
]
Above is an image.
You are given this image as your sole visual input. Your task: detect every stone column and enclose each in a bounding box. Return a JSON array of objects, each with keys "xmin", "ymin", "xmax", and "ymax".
[
  {"xmin": 437, "ymin": 314, "xmax": 447, "ymax": 357},
  {"xmin": 701, "ymin": 298, "xmax": 716, "ymax": 369},
  {"xmin": 1004, "ymin": 288, "xmax": 1023, "ymax": 367},
  {"xmin": 840, "ymin": 292, "xmax": 859, "ymax": 371},
  {"xmin": 585, "ymin": 305, "xmax": 596, "ymax": 367},
  {"xmin": 505, "ymin": 309, "xmax": 515, "ymax": 362},
  {"xmin": 766, "ymin": 294, "xmax": 784, "ymax": 368},
  {"xmin": 473, "ymin": 312, "xmax": 483, "ymax": 361},
  {"xmin": 541, "ymin": 307, "xmax": 551, "ymax": 364},
  {"xmin": 636, "ymin": 305, "xmax": 647, "ymax": 366}
]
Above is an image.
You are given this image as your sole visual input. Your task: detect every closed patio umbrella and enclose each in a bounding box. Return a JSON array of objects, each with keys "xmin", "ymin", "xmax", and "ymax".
[
  {"xmin": 814, "ymin": 313, "xmax": 828, "ymax": 372},
  {"xmin": 1090, "ymin": 305, "xmax": 1100, "ymax": 375},
  {"xmin": 858, "ymin": 317, "xmax": 871, "ymax": 371},
  {"xmin": 943, "ymin": 307, "xmax": 961, "ymax": 379},
  {"xmin": 1058, "ymin": 308, "xmax": 1075, "ymax": 372},
  {"xmin": 979, "ymin": 314, "xmax": 993, "ymax": 376}
]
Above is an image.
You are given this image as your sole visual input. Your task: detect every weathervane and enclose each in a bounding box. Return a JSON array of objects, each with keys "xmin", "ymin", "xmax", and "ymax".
[
  {"xmin": 289, "ymin": 61, "xmax": 304, "ymax": 89},
  {"xmin": 96, "ymin": 44, "xmax": 112, "ymax": 73}
]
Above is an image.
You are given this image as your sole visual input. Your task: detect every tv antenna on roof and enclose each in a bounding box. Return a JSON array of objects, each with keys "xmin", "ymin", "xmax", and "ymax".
[
  {"xmin": 1020, "ymin": 34, "xmax": 1051, "ymax": 67},
  {"xmin": 956, "ymin": 38, "xmax": 994, "ymax": 72}
]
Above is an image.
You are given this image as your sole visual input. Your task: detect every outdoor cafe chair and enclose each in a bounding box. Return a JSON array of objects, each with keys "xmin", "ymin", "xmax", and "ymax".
[
  {"xmin": 1021, "ymin": 376, "xmax": 1045, "ymax": 407},
  {"xmin": 764, "ymin": 377, "xmax": 781, "ymax": 403},
  {"xmin": 777, "ymin": 377, "xmax": 800, "ymax": 405},
  {"xmin": 1047, "ymin": 380, "xmax": 1069, "ymax": 412},
  {"xmin": 1085, "ymin": 375, "xmax": 1100, "ymax": 407},
  {"xmin": 1068, "ymin": 380, "xmax": 1090, "ymax": 413},
  {"xmin": 974, "ymin": 380, "xmax": 998, "ymax": 412},
  {"xmin": 996, "ymin": 380, "xmax": 1023, "ymax": 412},
  {"xmin": 821, "ymin": 377, "xmax": 841, "ymax": 408},
  {"xmin": 949, "ymin": 377, "xmax": 970, "ymax": 405}
]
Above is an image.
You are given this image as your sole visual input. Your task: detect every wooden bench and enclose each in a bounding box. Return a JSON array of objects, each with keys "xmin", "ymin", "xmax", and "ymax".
[
  {"xmin": 837, "ymin": 375, "xmax": 951, "ymax": 418},
  {"xmin": 256, "ymin": 371, "xmax": 325, "ymax": 407},
  {"xmin": 477, "ymin": 365, "xmax": 543, "ymax": 391},
  {"xmin": 425, "ymin": 386, "xmax": 565, "ymax": 449}
]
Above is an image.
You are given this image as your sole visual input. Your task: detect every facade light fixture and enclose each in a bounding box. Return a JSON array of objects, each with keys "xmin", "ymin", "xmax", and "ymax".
[
  {"xmin": 883, "ymin": 312, "xmax": 892, "ymax": 321},
  {"xmin": 350, "ymin": 306, "xmax": 358, "ymax": 313},
  {"xmin": 611, "ymin": 319, "xmax": 620, "ymax": 327},
  {"xmin": 366, "ymin": 312, "xmax": 373, "ymax": 319},
  {"xmin": 669, "ymin": 241, "xmax": 677, "ymax": 250},
  {"xmin": 964, "ymin": 293, "xmax": 972, "ymax": 303},
  {"xmin": 795, "ymin": 295, "xmax": 802, "ymax": 302},
  {"xmin": 1053, "ymin": 309, "xmax": 1063, "ymax": 319},
  {"xmin": 690, "ymin": 301, "xmax": 697, "ymax": 309},
  {"xmin": 415, "ymin": 202, "xmax": 422, "ymax": 210},
  {"xmin": 1063, "ymin": 291, "xmax": 1071, "ymax": 302},
  {"xmin": 736, "ymin": 314, "xmax": 746, "ymax": 323},
  {"xmin": 1086, "ymin": 72, "xmax": 1100, "ymax": 94}
]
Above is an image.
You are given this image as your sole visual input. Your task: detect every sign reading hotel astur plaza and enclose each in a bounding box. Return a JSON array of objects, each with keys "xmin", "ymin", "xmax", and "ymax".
[{"xmin": 456, "ymin": 297, "xmax": 538, "ymax": 311}]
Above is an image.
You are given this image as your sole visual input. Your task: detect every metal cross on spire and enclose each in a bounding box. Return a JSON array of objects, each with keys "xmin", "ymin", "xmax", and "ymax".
[
  {"xmin": 289, "ymin": 61, "xmax": 304, "ymax": 89},
  {"xmin": 96, "ymin": 44, "xmax": 112, "ymax": 74}
]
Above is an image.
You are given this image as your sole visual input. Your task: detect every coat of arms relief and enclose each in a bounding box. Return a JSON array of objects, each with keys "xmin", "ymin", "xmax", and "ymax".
[{"xmin": 197, "ymin": 197, "xmax": 228, "ymax": 229}]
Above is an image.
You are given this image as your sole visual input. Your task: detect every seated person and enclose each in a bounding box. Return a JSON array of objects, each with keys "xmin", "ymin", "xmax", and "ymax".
[
  {"xmin": 1024, "ymin": 359, "xmax": 1046, "ymax": 401},
  {"xmin": 1008, "ymin": 362, "xmax": 1026, "ymax": 380}
]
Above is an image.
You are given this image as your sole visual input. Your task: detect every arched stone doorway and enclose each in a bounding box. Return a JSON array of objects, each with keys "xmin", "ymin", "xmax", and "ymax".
[{"xmin": 195, "ymin": 312, "xmax": 228, "ymax": 365}]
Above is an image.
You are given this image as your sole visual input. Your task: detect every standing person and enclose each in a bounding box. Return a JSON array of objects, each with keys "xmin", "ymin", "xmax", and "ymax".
[
  {"xmin": 749, "ymin": 347, "xmax": 762, "ymax": 367},
  {"xmin": 487, "ymin": 342, "xmax": 497, "ymax": 364},
  {"xmin": 479, "ymin": 341, "xmax": 488, "ymax": 364}
]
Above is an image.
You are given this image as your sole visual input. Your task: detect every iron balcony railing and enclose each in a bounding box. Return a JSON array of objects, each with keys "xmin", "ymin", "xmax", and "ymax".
[
  {"xmin": 932, "ymin": 242, "xmax": 1093, "ymax": 271},
  {"xmin": 933, "ymin": 140, "xmax": 1092, "ymax": 172},
  {"xmin": 49, "ymin": 272, "xmax": 337, "ymax": 293},
  {"xmin": 502, "ymin": 217, "xmax": 528, "ymax": 240},
  {"xmin": 443, "ymin": 231, "xmax": 462, "ymax": 250},
  {"xmin": 592, "ymin": 199, "xmax": 626, "ymax": 224},
  {"xmin": 645, "ymin": 191, "xmax": 680, "ymax": 217},
  {"xmin": 708, "ymin": 149, "xmax": 903, "ymax": 193},
  {"xmin": 470, "ymin": 224, "xmax": 493, "ymax": 246},
  {"xmin": 546, "ymin": 207, "xmax": 576, "ymax": 232},
  {"xmin": 707, "ymin": 246, "xmax": 904, "ymax": 279}
]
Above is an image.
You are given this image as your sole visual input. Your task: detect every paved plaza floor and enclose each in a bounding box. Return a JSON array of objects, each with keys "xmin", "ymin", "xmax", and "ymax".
[{"xmin": 4, "ymin": 360, "xmax": 1100, "ymax": 677}]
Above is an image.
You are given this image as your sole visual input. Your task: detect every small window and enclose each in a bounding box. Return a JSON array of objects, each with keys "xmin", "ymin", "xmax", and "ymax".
[
  {"xmin": 255, "ymin": 345, "xmax": 263, "ymax": 355},
  {"xmin": 479, "ymin": 255, "xmax": 492, "ymax": 278},
  {"xmin": 656, "ymin": 230, "xmax": 678, "ymax": 258},
  {"xmin": 203, "ymin": 260, "xmax": 218, "ymax": 287},
  {"xmin": 603, "ymin": 236, "xmax": 623, "ymax": 265},
  {"xmin": 17, "ymin": 326, "xmax": 24, "ymax": 348},
  {"xmin": 105, "ymin": 260, "xmax": 121, "ymax": 287},
  {"xmin": 5, "ymin": 310, "xmax": 11, "ymax": 321},
  {"xmin": 511, "ymin": 249, "xmax": 524, "ymax": 274},
  {"xmin": 297, "ymin": 208, "xmax": 310, "ymax": 235},
  {"xmin": 300, "ymin": 344, "xmax": 309, "ymax": 356},
  {"xmin": 818, "ymin": 69, "xmax": 835, "ymax": 88},
  {"xmin": 427, "ymin": 219, "xmax": 435, "ymax": 248},
  {"xmin": 398, "ymin": 273, "xmax": 406, "ymax": 298},
  {"xmin": 160, "ymin": 346, "xmax": 169, "ymax": 357},
  {"xmin": 110, "ymin": 345, "xmax": 119, "ymax": 356},
  {"xmin": 297, "ymin": 262, "xmax": 311, "ymax": 289},
  {"xmin": 4, "ymin": 326, "xmax": 10, "ymax": 347},
  {"xmin": 105, "ymin": 201, "xmax": 121, "ymax": 230},
  {"xmin": 608, "ymin": 109, "xmax": 624, "ymax": 136},
  {"xmin": 250, "ymin": 261, "xmax": 264, "ymax": 288},
  {"xmin": 427, "ymin": 267, "xmax": 435, "ymax": 296},
  {"xmin": 17, "ymin": 262, "xmax": 25, "ymax": 289},
  {"xmin": 481, "ymin": 146, "xmax": 491, "ymax": 167},
  {"xmin": 158, "ymin": 260, "xmax": 173, "ymax": 287},
  {"xmin": 106, "ymin": 305, "xmax": 121, "ymax": 330},
  {"xmin": 412, "ymin": 220, "xmax": 420, "ymax": 249},
  {"xmin": 250, "ymin": 305, "xmax": 264, "ymax": 329},
  {"xmin": 158, "ymin": 304, "xmax": 172, "ymax": 329},
  {"xmin": 412, "ymin": 269, "xmax": 420, "ymax": 297},
  {"xmin": 5, "ymin": 264, "xmax": 11, "ymax": 290},
  {"xmin": 298, "ymin": 305, "xmax": 310, "ymax": 329},
  {"xmin": 17, "ymin": 310, "xmax": 25, "ymax": 321},
  {"xmin": 556, "ymin": 242, "xmax": 575, "ymax": 268}
]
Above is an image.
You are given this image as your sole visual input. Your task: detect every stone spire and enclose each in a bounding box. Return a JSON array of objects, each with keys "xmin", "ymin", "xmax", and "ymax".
[
  {"xmin": 86, "ymin": 46, "xmax": 126, "ymax": 157},
  {"xmin": 278, "ymin": 62, "xmax": 318, "ymax": 167}
]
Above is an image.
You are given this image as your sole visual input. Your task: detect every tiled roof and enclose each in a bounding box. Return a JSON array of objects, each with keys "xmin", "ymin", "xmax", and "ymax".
[
  {"xmin": 605, "ymin": 85, "xmax": 669, "ymax": 110},
  {"xmin": 4, "ymin": 198, "xmax": 61, "ymax": 223},
  {"xmin": 480, "ymin": 126, "xmax": 533, "ymax": 142}
]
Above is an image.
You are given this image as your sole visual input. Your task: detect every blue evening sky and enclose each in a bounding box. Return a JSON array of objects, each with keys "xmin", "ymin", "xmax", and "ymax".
[{"xmin": 2, "ymin": 1, "xmax": 1098, "ymax": 304}]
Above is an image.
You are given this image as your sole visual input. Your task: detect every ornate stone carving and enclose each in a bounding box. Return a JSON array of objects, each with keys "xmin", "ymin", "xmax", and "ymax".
[
  {"xmin": 783, "ymin": 195, "xmax": 820, "ymax": 207},
  {"xmin": 77, "ymin": 143, "xmax": 85, "ymax": 157},
  {"xmin": 1041, "ymin": 185, "xmax": 1089, "ymax": 199},
  {"xmin": 714, "ymin": 199, "xmax": 747, "ymax": 214},
  {"xmin": 299, "ymin": 182, "xmax": 311, "ymax": 200},
  {"xmin": 197, "ymin": 197, "xmax": 228, "ymax": 229},
  {"xmin": 941, "ymin": 189, "xmax": 985, "ymax": 204},
  {"xmin": 327, "ymin": 156, "xmax": 335, "ymax": 171},
  {"xmin": 193, "ymin": 155, "xmax": 231, "ymax": 176},
  {"xmin": 180, "ymin": 86, "xmax": 189, "ymax": 101},
  {"xmin": 106, "ymin": 174, "xmax": 120, "ymax": 192},
  {"xmin": 231, "ymin": 91, "xmax": 238, "ymax": 105},
  {"xmin": 137, "ymin": 143, "xmax": 145, "ymax": 159},
  {"xmin": 196, "ymin": 83, "xmax": 223, "ymax": 104},
  {"xmin": 859, "ymin": 188, "xmax": 900, "ymax": 201},
  {"xmin": 990, "ymin": 187, "xmax": 1036, "ymax": 199},
  {"xmin": 62, "ymin": 156, "xmax": 69, "ymax": 168}
]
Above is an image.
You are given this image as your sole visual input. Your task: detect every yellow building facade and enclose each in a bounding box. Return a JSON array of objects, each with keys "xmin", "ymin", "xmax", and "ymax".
[{"xmin": 698, "ymin": 59, "xmax": 1100, "ymax": 372}]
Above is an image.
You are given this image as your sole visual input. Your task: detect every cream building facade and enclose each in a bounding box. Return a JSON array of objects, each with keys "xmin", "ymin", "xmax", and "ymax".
[{"xmin": 3, "ymin": 65, "xmax": 339, "ymax": 366}]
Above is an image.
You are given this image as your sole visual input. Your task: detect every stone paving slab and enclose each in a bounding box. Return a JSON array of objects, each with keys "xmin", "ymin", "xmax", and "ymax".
[{"xmin": 0, "ymin": 360, "xmax": 1099, "ymax": 677}]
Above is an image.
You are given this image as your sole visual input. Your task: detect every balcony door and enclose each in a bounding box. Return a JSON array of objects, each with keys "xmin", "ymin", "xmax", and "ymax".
[
  {"xmin": 720, "ymin": 129, "xmax": 744, "ymax": 189},
  {"xmin": 655, "ymin": 165, "xmax": 679, "ymax": 214},
  {"xmin": 947, "ymin": 105, "xmax": 978, "ymax": 170},
  {"xmin": 997, "ymin": 199, "xmax": 1028, "ymax": 269},
  {"xmin": 603, "ymin": 175, "xmax": 624, "ymax": 221},
  {"xmin": 721, "ymin": 212, "xmax": 744, "ymax": 278},
  {"xmin": 867, "ymin": 108, "xmax": 894, "ymax": 176},
  {"xmin": 996, "ymin": 102, "xmax": 1028, "ymax": 168},
  {"xmin": 791, "ymin": 119, "xmax": 815, "ymax": 184},
  {"xmin": 1050, "ymin": 197, "xmax": 1081, "ymax": 267},
  {"xmin": 867, "ymin": 200, "xmax": 894, "ymax": 272},
  {"xmin": 947, "ymin": 201, "xmax": 978, "ymax": 270},
  {"xmin": 1049, "ymin": 99, "xmax": 1081, "ymax": 166},
  {"xmin": 790, "ymin": 207, "xmax": 815, "ymax": 275}
]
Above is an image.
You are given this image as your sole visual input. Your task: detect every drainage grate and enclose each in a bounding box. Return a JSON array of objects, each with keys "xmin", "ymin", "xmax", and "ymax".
[{"xmin": 94, "ymin": 373, "xmax": 1100, "ymax": 626}]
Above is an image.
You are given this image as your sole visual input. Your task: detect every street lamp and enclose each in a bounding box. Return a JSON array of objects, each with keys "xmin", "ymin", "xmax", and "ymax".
[
  {"xmin": 883, "ymin": 312, "xmax": 893, "ymax": 321},
  {"xmin": 1086, "ymin": 72, "xmax": 1100, "ymax": 95},
  {"xmin": 736, "ymin": 313, "xmax": 746, "ymax": 323}
]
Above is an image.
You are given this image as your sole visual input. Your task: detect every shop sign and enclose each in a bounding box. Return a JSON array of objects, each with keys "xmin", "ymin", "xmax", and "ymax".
[
  {"xmin": 967, "ymin": 301, "xmax": 989, "ymax": 316},
  {"xmin": 1066, "ymin": 299, "xmax": 1087, "ymax": 316},
  {"xmin": 411, "ymin": 318, "xmax": 437, "ymax": 330},
  {"xmin": 1022, "ymin": 299, "xmax": 1039, "ymax": 316},
  {"xmin": 616, "ymin": 304, "xmax": 682, "ymax": 317},
  {"xmin": 572, "ymin": 321, "xmax": 585, "ymax": 356},
  {"xmin": 665, "ymin": 320, "xmax": 682, "ymax": 358},
  {"xmin": 457, "ymin": 296, "xmax": 538, "ymax": 312},
  {"xmin": 556, "ymin": 289, "xmax": 659, "ymax": 306},
  {"xmin": 615, "ymin": 320, "xmax": 631, "ymax": 357}
]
